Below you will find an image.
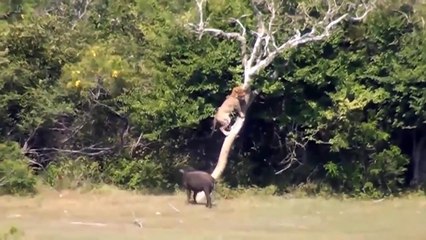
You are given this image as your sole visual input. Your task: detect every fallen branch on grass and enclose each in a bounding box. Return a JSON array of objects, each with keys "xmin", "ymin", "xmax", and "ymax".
[
  {"xmin": 70, "ymin": 221, "xmax": 107, "ymax": 227},
  {"xmin": 132, "ymin": 211, "xmax": 143, "ymax": 229},
  {"xmin": 133, "ymin": 219, "xmax": 143, "ymax": 228},
  {"xmin": 373, "ymin": 198, "xmax": 385, "ymax": 203},
  {"xmin": 168, "ymin": 203, "xmax": 181, "ymax": 213}
]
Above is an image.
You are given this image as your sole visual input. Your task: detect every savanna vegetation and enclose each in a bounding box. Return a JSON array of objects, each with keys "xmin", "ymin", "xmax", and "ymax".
[{"xmin": 0, "ymin": 0, "xmax": 425, "ymax": 199}]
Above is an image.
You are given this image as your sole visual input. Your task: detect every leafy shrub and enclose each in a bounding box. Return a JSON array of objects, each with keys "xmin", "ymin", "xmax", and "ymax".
[
  {"xmin": 42, "ymin": 156, "xmax": 102, "ymax": 190},
  {"xmin": 323, "ymin": 145, "xmax": 409, "ymax": 197},
  {"xmin": 0, "ymin": 159, "xmax": 37, "ymax": 196},
  {"xmin": 284, "ymin": 182, "xmax": 336, "ymax": 198},
  {"xmin": 0, "ymin": 141, "xmax": 25, "ymax": 162},
  {"xmin": 103, "ymin": 158, "xmax": 167, "ymax": 191},
  {"xmin": 0, "ymin": 141, "xmax": 37, "ymax": 196},
  {"xmin": 368, "ymin": 145, "xmax": 409, "ymax": 193},
  {"xmin": 214, "ymin": 182, "xmax": 278, "ymax": 199}
]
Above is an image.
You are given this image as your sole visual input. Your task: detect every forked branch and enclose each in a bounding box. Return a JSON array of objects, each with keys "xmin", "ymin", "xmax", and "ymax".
[
  {"xmin": 187, "ymin": 0, "xmax": 376, "ymax": 86},
  {"xmin": 186, "ymin": 0, "xmax": 249, "ymax": 65}
]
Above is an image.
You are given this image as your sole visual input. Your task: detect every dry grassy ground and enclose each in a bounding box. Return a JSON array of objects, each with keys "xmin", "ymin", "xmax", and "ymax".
[{"xmin": 1, "ymin": 186, "xmax": 425, "ymax": 240}]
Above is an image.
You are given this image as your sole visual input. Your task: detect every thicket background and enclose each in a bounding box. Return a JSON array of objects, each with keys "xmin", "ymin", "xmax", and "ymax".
[{"xmin": 0, "ymin": 0, "xmax": 425, "ymax": 198}]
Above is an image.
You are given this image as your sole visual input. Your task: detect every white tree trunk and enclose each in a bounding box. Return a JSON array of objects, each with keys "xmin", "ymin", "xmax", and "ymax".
[{"xmin": 196, "ymin": 86, "xmax": 256, "ymax": 203}]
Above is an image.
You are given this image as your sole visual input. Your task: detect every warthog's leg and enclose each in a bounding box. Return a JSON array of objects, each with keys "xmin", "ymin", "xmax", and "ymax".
[
  {"xmin": 192, "ymin": 191, "xmax": 198, "ymax": 204},
  {"xmin": 204, "ymin": 188, "xmax": 212, "ymax": 208},
  {"xmin": 186, "ymin": 189, "xmax": 192, "ymax": 204}
]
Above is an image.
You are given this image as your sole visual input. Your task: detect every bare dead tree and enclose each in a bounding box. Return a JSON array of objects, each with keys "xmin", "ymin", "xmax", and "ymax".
[
  {"xmin": 274, "ymin": 122, "xmax": 308, "ymax": 175},
  {"xmin": 43, "ymin": 0, "xmax": 92, "ymax": 29},
  {"xmin": 186, "ymin": 0, "xmax": 376, "ymax": 202},
  {"xmin": 71, "ymin": 0, "xmax": 92, "ymax": 29},
  {"xmin": 22, "ymin": 125, "xmax": 41, "ymax": 155}
]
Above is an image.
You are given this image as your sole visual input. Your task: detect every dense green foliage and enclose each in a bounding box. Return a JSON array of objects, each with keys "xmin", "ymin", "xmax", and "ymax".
[
  {"xmin": 0, "ymin": 142, "xmax": 37, "ymax": 195},
  {"xmin": 0, "ymin": 0, "xmax": 425, "ymax": 197}
]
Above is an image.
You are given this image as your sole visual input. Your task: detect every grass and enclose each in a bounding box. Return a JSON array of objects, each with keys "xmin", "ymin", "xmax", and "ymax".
[{"xmin": 1, "ymin": 185, "xmax": 426, "ymax": 240}]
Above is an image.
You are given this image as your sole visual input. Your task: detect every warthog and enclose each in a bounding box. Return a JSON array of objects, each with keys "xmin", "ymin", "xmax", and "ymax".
[{"xmin": 179, "ymin": 167, "xmax": 215, "ymax": 208}]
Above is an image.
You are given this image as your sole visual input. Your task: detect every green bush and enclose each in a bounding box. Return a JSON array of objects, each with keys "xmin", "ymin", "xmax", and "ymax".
[
  {"xmin": 323, "ymin": 145, "xmax": 409, "ymax": 197},
  {"xmin": 0, "ymin": 141, "xmax": 24, "ymax": 161},
  {"xmin": 0, "ymin": 159, "xmax": 37, "ymax": 196},
  {"xmin": 103, "ymin": 158, "xmax": 167, "ymax": 191},
  {"xmin": 213, "ymin": 182, "xmax": 279, "ymax": 199},
  {"xmin": 42, "ymin": 156, "xmax": 102, "ymax": 190},
  {"xmin": 368, "ymin": 145, "xmax": 409, "ymax": 194},
  {"xmin": 0, "ymin": 141, "xmax": 37, "ymax": 196}
]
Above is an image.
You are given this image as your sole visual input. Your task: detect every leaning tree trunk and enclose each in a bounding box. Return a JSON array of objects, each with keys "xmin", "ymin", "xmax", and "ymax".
[{"xmin": 196, "ymin": 88, "xmax": 257, "ymax": 202}]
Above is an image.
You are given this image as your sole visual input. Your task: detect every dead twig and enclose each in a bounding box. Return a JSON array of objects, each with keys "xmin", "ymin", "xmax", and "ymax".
[
  {"xmin": 274, "ymin": 122, "xmax": 307, "ymax": 175},
  {"xmin": 168, "ymin": 203, "xmax": 181, "ymax": 213},
  {"xmin": 70, "ymin": 221, "xmax": 107, "ymax": 227},
  {"xmin": 373, "ymin": 198, "xmax": 385, "ymax": 203},
  {"xmin": 130, "ymin": 132, "xmax": 144, "ymax": 157},
  {"xmin": 132, "ymin": 211, "xmax": 143, "ymax": 229},
  {"xmin": 71, "ymin": 0, "xmax": 92, "ymax": 29},
  {"xmin": 29, "ymin": 146, "xmax": 113, "ymax": 156}
]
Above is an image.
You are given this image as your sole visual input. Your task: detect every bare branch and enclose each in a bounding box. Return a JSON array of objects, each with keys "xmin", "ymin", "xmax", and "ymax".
[
  {"xmin": 29, "ymin": 146, "xmax": 113, "ymax": 156},
  {"xmin": 273, "ymin": 121, "xmax": 330, "ymax": 175},
  {"xmin": 230, "ymin": 17, "xmax": 247, "ymax": 36},
  {"xmin": 59, "ymin": 121, "xmax": 86, "ymax": 144},
  {"xmin": 350, "ymin": 6, "xmax": 374, "ymax": 21},
  {"xmin": 229, "ymin": 17, "xmax": 249, "ymax": 65},
  {"xmin": 248, "ymin": 0, "xmax": 375, "ymax": 78},
  {"xmin": 195, "ymin": 0, "xmax": 206, "ymax": 31},
  {"xmin": 22, "ymin": 125, "xmax": 41, "ymax": 154},
  {"xmin": 70, "ymin": 221, "xmax": 107, "ymax": 227},
  {"xmin": 89, "ymin": 90, "xmax": 130, "ymax": 149},
  {"xmin": 188, "ymin": 0, "xmax": 376, "ymax": 85},
  {"xmin": 0, "ymin": 176, "xmax": 7, "ymax": 187},
  {"xmin": 246, "ymin": 0, "xmax": 267, "ymax": 68},
  {"xmin": 266, "ymin": 0, "xmax": 279, "ymax": 52},
  {"xmin": 27, "ymin": 158, "xmax": 45, "ymax": 170},
  {"xmin": 71, "ymin": 0, "xmax": 92, "ymax": 29},
  {"xmin": 130, "ymin": 132, "xmax": 144, "ymax": 157},
  {"xmin": 132, "ymin": 212, "xmax": 144, "ymax": 228},
  {"xmin": 186, "ymin": 0, "xmax": 249, "ymax": 65}
]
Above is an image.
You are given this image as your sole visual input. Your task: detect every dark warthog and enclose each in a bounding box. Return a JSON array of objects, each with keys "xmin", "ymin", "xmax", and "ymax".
[{"xmin": 179, "ymin": 167, "xmax": 215, "ymax": 208}]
